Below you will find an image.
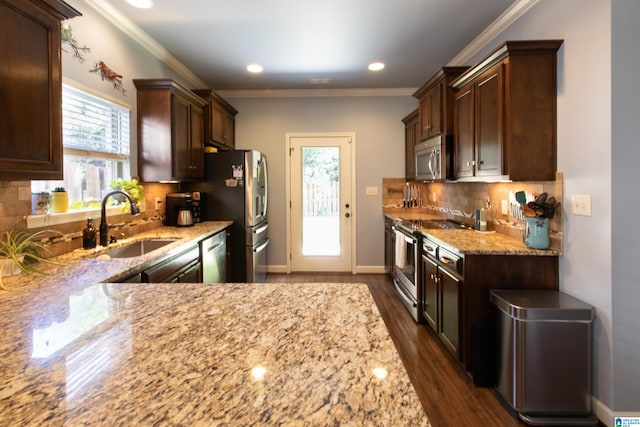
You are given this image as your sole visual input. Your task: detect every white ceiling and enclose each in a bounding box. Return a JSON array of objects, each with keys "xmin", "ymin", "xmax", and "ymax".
[{"xmin": 103, "ymin": 0, "xmax": 517, "ymax": 91}]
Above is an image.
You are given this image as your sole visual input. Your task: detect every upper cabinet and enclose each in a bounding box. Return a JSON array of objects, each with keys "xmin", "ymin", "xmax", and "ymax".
[
  {"xmin": 414, "ymin": 67, "xmax": 469, "ymax": 142},
  {"xmin": 451, "ymin": 40, "xmax": 563, "ymax": 181},
  {"xmin": 193, "ymin": 90, "xmax": 238, "ymax": 150},
  {"xmin": 0, "ymin": 0, "xmax": 80, "ymax": 181},
  {"xmin": 134, "ymin": 79, "xmax": 206, "ymax": 182},
  {"xmin": 402, "ymin": 109, "xmax": 419, "ymax": 179}
]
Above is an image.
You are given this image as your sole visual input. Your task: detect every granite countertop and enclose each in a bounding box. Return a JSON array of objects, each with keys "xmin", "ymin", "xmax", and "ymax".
[
  {"xmin": 0, "ymin": 222, "xmax": 429, "ymax": 425},
  {"xmin": 385, "ymin": 213, "xmax": 560, "ymax": 256},
  {"xmin": 0, "ymin": 221, "xmax": 233, "ymax": 291},
  {"xmin": 0, "ymin": 281, "xmax": 429, "ymax": 426}
]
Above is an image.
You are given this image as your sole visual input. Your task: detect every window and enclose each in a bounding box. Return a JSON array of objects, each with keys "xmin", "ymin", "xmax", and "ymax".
[{"xmin": 31, "ymin": 82, "xmax": 131, "ymax": 211}]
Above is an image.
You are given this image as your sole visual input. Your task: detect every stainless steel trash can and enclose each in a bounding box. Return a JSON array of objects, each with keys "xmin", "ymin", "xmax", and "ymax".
[{"xmin": 490, "ymin": 290, "xmax": 598, "ymax": 426}]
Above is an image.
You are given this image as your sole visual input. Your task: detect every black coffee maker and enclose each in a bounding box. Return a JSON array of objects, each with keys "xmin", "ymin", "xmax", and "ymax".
[{"xmin": 165, "ymin": 192, "xmax": 194, "ymax": 226}]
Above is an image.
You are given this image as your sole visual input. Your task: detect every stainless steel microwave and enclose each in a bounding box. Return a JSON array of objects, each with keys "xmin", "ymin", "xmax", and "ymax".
[{"xmin": 415, "ymin": 135, "xmax": 442, "ymax": 180}]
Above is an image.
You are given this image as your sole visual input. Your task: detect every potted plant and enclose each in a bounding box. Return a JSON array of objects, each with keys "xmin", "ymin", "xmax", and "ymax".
[
  {"xmin": 109, "ymin": 178, "xmax": 145, "ymax": 211},
  {"xmin": 0, "ymin": 227, "xmax": 63, "ymax": 290}
]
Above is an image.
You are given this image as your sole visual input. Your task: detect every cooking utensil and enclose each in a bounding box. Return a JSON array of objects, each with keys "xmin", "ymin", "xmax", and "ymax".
[
  {"xmin": 515, "ymin": 191, "xmax": 527, "ymax": 205},
  {"xmin": 534, "ymin": 192, "xmax": 548, "ymax": 205}
]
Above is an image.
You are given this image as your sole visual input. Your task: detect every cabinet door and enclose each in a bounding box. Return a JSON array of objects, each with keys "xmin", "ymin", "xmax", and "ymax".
[
  {"xmin": 475, "ymin": 64, "xmax": 503, "ymax": 177},
  {"xmin": 404, "ymin": 119, "xmax": 416, "ymax": 179},
  {"xmin": 172, "ymin": 94, "xmax": 191, "ymax": 180},
  {"xmin": 223, "ymin": 111, "xmax": 235, "ymax": 149},
  {"xmin": 439, "ymin": 267, "xmax": 461, "ymax": 359},
  {"xmin": 426, "ymin": 83, "xmax": 442, "ymax": 137},
  {"xmin": 421, "ymin": 254, "xmax": 439, "ymax": 332},
  {"xmin": 418, "ymin": 84, "xmax": 441, "ymax": 140},
  {"xmin": 177, "ymin": 261, "xmax": 202, "ymax": 283},
  {"xmin": 210, "ymin": 100, "xmax": 226, "ymax": 145},
  {"xmin": 453, "ymin": 85, "xmax": 475, "ymax": 178},
  {"xmin": 189, "ymin": 103, "xmax": 204, "ymax": 178},
  {"xmin": 0, "ymin": 0, "xmax": 66, "ymax": 180}
]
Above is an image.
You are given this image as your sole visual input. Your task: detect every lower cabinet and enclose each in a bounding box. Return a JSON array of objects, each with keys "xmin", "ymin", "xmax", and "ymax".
[
  {"xmin": 420, "ymin": 241, "xmax": 462, "ymax": 361},
  {"xmin": 384, "ymin": 217, "xmax": 396, "ymax": 276},
  {"xmin": 141, "ymin": 244, "xmax": 201, "ymax": 283},
  {"xmin": 420, "ymin": 232, "xmax": 559, "ymax": 383}
]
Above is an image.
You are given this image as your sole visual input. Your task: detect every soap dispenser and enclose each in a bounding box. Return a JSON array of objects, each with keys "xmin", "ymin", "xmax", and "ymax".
[{"xmin": 83, "ymin": 217, "xmax": 97, "ymax": 249}]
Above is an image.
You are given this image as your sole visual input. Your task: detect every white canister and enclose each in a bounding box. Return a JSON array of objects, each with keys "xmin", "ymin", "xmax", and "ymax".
[{"xmin": 32, "ymin": 192, "xmax": 51, "ymax": 215}]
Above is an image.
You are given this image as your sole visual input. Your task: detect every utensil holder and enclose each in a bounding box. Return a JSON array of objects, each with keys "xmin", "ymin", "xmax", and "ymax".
[{"xmin": 524, "ymin": 217, "xmax": 549, "ymax": 249}]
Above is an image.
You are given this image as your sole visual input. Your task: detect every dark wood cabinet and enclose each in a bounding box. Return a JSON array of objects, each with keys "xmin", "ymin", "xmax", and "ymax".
[
  {"xmin": 193, "ymin": 89, "xmax": 238, "ymax": 150},
  {"xmin": 420, "ymin": 239, "xmax": 463, "ymax": 360},
  {"xmin": 414, "ymin": 67, "xmax": 469, "ymax": 142},
  {"xmin": 134, "ymin": 79, "xmax": 206, "ymax": 182},
  {"xmin": 451, "ymin": 40, "xmax": 562, "ymax": 181},
  {"xmin": 0, "ymin": 0, "xmax": 80, "ymax": 180},
  {"xmin": 402, "ymin": 109, "xmax": 418, "ymax": 179},
  {"xmin": 420, "ymin": 232, "xmax": 559, "ymax": 378},
  {"xmin": 421, "ymin": 254, "xmax": 438, "ymax": 330},
  {"xmin": 384, "ymin": 217, "xmax": 396, "ymax": 276}
]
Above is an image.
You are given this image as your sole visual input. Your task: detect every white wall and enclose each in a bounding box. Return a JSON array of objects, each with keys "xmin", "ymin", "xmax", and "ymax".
[
  {"xmin": 460, "ymin": 0, "xmax": 640, "ymax": 418},
  {"xmin": 611, "ymin": 0, "xmax": 640, "ymax": 413},
  {"xmin": 228, "ymin": 96, "xmax": 415, "ymax": 268},
  {"xmin": 62, "ymin": 0, "xmax": 199, "ymax": 178}
]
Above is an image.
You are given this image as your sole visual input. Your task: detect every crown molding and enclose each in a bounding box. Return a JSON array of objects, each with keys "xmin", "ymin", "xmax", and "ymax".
[
  {"xmin": 448, "ymin": 0, "xmax": 539, "ymax": 65},
  {"xmin": 84, "ymin": 0, "xmax": 207, "ymax": 88},
  {"xmin": 217, "ymin": 87, "xmax": 417, "ymax": 99}
]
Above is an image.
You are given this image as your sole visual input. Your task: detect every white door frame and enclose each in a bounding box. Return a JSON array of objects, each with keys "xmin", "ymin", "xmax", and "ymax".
[{"xmin": 285, "ymin": 132, "xmax": 357, "ymax": 274}]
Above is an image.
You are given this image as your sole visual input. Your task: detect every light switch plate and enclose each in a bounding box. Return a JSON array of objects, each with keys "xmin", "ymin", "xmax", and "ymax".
[
  {"xmin": 365, "ymin": 186, "xmax": 378, "ymax": 196},
  {"xmin": 571, "ymin": 194, "xmax": 591, "ymax": 216},
  {"xmin": 501, "ymin": 200, "xmax": 508, "ymax": 215}
]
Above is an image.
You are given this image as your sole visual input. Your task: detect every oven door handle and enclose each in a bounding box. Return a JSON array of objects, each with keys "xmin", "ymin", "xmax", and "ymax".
[{"xmin": 393, "ymin": 279, "xmax": 417, "ymax": 308}]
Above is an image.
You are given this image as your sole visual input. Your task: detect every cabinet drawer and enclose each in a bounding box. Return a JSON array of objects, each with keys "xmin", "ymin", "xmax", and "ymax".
[
  {"xmin": 438, "ymin": 246, "xmax": 462, "ymax": 277},
  {"xmin": 142, "ymin": 245, "xmax": 199, "ymax": 283}
]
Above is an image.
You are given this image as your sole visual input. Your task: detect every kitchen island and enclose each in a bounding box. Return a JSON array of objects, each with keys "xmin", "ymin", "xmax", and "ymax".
[{"xmin": 0, "ymin": 274, "xmax": 428, "ymax": 425}]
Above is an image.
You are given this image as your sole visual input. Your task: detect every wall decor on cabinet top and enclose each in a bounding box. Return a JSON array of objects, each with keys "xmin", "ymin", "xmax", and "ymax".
[
  {"xmin": 61, "ymin": 21, "xmax": 90, "ymax": 63},
  {"xmin": 451, "ymin": 40, "xmax": 563, "ymax": 182},
  {"xmin": 0, "ymin": 0, "xmax": 81, "ymax": 181}
]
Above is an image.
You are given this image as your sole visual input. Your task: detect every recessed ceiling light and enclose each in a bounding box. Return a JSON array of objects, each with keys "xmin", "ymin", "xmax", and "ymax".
[
  {"xmin": 127, "ymin": 0, "xmax": 153, "ymax": 8},
  {"xmin": 247, "ymin": 64, "xmax": 264, "ymax": 73},
  {"xmin": 368, "ymin": 62, "xmax": 385, "ymax": 71}
]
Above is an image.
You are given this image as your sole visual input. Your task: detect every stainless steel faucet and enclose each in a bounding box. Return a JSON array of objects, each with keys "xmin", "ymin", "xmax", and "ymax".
[{"xmin": 99, "ymin": 190, "xmax": 140, "ymax": 246}]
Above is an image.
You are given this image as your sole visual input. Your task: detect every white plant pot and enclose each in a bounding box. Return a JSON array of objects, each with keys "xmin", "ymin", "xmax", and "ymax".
[{"xmin": 0, "ymin": 256, "xmax": 25, "ymax": 278}]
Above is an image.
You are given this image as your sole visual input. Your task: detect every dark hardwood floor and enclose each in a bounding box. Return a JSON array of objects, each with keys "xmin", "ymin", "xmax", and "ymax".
[{"xmin": 266, "ymin": 272, "xmax": 525, "ymax": 427}]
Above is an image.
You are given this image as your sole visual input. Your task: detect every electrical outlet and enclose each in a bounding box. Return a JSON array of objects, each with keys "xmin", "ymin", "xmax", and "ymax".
[
  {"xmin": 365, "ymin": 186, "xmax": 378, "ymax": 196},
  {"xmin": 431, "ymin": 192, "xmax": 437, "ymax": 203},
  {"xmin": 571, "ymin": 194, "xmax": 591, "ymax": 216},
  {"xmin": 501, "ymin": 200, "xmax": 508, "ymax": 215},
  {"xmin": 154, "ymin": 197, "xmax": 162, "ymax": 210}
]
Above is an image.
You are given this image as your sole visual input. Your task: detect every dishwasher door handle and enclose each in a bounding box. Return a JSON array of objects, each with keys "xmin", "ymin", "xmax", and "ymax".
[{"xmin": 206, "ymin": 241, "xmax": 223, "ymax": 253}]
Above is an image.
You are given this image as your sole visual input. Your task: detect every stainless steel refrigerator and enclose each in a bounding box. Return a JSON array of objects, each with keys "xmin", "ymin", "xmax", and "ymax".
[{"xmin": 184, "ymin": 150, "xmax": 268, "ymax": 282}]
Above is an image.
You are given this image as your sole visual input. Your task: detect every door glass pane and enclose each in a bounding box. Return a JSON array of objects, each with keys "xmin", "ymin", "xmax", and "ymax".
[{"xmin": 301, "ymin": 146, "xmax": 340, "ymax": 256}]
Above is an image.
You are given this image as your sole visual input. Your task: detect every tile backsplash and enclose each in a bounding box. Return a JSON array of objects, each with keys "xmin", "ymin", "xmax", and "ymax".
[
  {"xmin": 0, "ymin": 181, "xmax": 177, "ymax": 257},
  {"xmin": 382, "ymin": 172, "xmax": 564, "ymax": 253}
]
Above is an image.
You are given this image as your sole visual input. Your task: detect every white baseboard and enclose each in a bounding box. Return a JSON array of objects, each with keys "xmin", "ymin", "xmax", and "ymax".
[
  {"xmin": 355, "ymin": 265, "xmax": 386, "ymax": 274},
  {"xmin": 267, "ymin": 265, "xmax": 287, "ymax": 274},
  {"xmin": 593, "ymin": 396, "xmax": 613, "ymax": 426},
  {"xmin": 266, "ymin": 265, "xmax": 387, "ymax": 274}
]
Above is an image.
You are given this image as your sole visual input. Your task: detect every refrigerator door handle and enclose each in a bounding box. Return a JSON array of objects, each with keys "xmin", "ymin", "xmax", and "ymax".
[
  {"xmin": 254, "ymin": 223, "xmax": 269, "ymax": 235},
  {"xmin": 254, "ymin": 237, "xmax": 269, "ymax": 253},
  {"xmin": 260, "ymin": 157, "xmax": 268, "ymax": 218}
]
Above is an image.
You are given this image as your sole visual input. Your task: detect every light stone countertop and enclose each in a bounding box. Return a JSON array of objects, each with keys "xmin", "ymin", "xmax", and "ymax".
[
  {"xmin": 0, "ymin": 222, "xmax": 429, "ymax": 426},
  {"xmin": 385, "ymin": 213, "xmax": 560, "ymax": 256}
]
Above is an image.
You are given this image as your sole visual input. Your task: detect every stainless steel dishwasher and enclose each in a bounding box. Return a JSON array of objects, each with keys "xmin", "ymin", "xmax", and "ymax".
[{"xmin": 200, "ymin": 230, "xmax": 228, "ymax": 283}]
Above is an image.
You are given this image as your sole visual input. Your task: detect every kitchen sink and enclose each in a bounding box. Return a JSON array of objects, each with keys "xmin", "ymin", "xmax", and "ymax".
[{"xmin": 98, "ymin": 239, "xmax": 179, "ymax": 259}]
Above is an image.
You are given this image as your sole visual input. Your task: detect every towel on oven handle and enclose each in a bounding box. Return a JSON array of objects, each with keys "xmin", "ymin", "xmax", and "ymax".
[{"xmin": 395, "ymin": 230, "xmax": 406, "ymax": 268}]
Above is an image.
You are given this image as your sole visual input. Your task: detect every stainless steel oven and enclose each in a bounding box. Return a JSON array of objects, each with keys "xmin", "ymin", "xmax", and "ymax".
[{"xmin": 393, "ymin": 222, "xmax": 421, "ymax": 322}]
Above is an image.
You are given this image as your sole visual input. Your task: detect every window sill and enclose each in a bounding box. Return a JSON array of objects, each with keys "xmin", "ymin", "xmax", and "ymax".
[{"xmin": 26, "ymin": 206, "xmax": 127, "ymax": 229}]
